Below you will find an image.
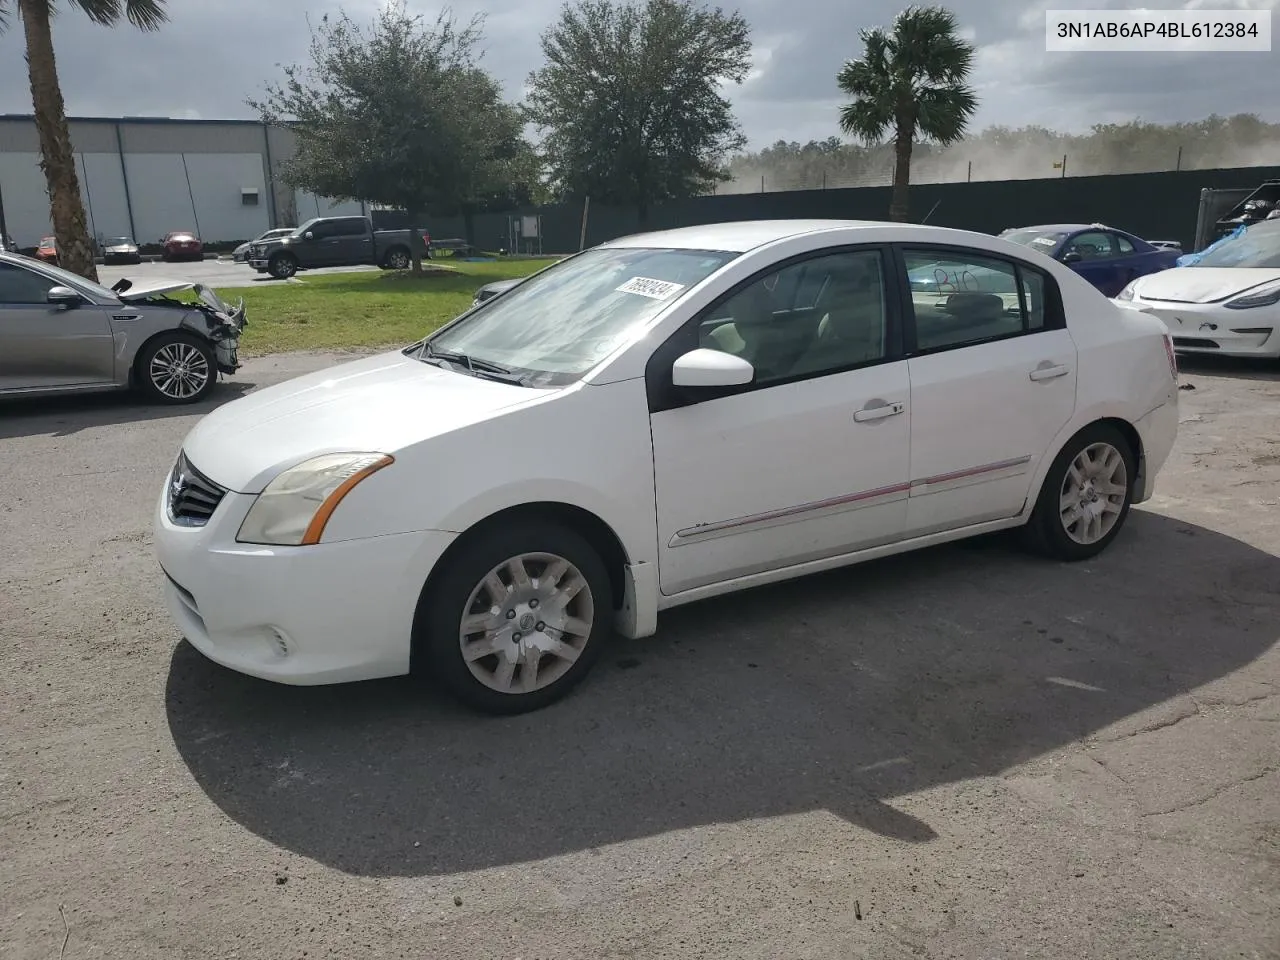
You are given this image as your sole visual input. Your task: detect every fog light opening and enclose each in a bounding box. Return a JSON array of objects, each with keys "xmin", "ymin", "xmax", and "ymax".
[{"xmin": 269, "ymin": 628, "xmax": 292, "ymax": 659}]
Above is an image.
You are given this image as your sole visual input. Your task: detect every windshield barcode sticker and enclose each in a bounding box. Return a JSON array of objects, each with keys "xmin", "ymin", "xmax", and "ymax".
[{"xmin": 616, "ymin": 276, "xmax": 686, "ymax": 300}]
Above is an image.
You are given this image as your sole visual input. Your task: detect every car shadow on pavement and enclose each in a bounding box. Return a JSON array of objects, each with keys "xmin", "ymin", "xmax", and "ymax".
[
  {"xmin": 0, "ymin": 381, "xmax": 255, "ymax": 440},
  {"xmin": 165, "ymin": 510, "xmax": 1279, "ymax": 877}
]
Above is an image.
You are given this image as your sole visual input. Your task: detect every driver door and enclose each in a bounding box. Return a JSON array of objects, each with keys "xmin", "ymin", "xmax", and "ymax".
[
  {"xmin": 646, "ymin": 247, "xmax": 911, "ymax": 597},
  {"xmin": 0, "ymin": 262, "xmax": 115, "ymax": 391},
  {"xmin": 1062, "ymin": 230, "xmax": 1122, "ymax": 294}
]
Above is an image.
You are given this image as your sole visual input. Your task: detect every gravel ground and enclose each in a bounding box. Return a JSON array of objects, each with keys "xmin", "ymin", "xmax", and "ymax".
[{"xmin": 1, "ymin": 354, "xmax": 1277, "ymax": 960}]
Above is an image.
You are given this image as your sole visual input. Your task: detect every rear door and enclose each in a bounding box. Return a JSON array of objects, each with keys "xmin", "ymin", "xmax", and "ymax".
[
  {"xmin": 334, "ymin": 217, "xmax": 375, "ymax": 264},
  {"xmin": 898, "ymin": 245, "xmax": 1077, "ymax": 537},
  {"xmin": 0, "ymin": 261, "xmax": 115, "ymax": 391}
]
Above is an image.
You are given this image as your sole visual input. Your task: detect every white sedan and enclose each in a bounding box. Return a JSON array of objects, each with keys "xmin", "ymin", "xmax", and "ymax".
[
  {"xmin": 154, "ymin": 220, "xmax": 1180, "ymax": 713},
  {"xmin": 1115, "ymin": 218, "xmax": 1280, "ymax": 358}
]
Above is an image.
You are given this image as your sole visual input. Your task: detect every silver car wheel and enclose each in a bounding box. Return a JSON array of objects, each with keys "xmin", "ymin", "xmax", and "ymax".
[
  {"xmin": 458, "ymin": 552, "xmax": 595, "ymax": 695},
  {"xmin": 149, "ymin": 342, "xmax": 211, "ymax": 401},
  {"xmin": 1059, "ymin": 442, "xmax": 1128, "ymax": 545},
  {"xmin": 387, "ymin": 249, "xmax": 411, "ymax": 269}
]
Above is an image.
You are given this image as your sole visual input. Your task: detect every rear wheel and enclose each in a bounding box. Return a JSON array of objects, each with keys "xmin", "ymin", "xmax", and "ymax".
[
  {"xmin": 414, "ymin": 521, "xmax": 612, "ymax": 714},
  {"xmin": 136, "ymin": 332, "xmax": 217, "ymax": 405},
  {"xmin": 383, "ymin": 248, "xmax": 411, "ymax": 270},
  {"xmin": 1023, "ymin": 423, "xmax": 1136, "ymax": 561}
]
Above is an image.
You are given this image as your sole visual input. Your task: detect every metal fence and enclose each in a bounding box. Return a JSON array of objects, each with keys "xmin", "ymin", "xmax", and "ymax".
[{"xmin": 716, "ymin": 145, "xmax": 1280, "ymax": 195}]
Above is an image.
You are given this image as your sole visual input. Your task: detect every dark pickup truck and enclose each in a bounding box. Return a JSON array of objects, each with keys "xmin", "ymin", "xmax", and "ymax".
[{"xmin": 246, "ymin": 216, "xmax": 428, "ymax": 280}]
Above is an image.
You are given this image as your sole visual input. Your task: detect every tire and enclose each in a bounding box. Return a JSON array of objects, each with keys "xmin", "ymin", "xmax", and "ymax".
[
  {"xmin": 135, "ymin": 332, "xmax": 218, "ymax": 405},
  {"xmin": 267, "ymin": 253, "xmax": 298, "ymax": 279},
  {"xmin": 1022, "ymin": 423, "xmax": 1137, "ymax": 561},
  {"xmin": 414, "ymin": 520, "xmax": 613, "ymax": 714},
  {"xmin": 383, "ymin": 247, "xmax": 411, "ymax": 270}
]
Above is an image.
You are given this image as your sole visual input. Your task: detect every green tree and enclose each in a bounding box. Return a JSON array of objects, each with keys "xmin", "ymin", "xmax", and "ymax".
[
  {"xmin": 1, "ymin": 0, "xmax": 166, "ymax": 281},
  {"xmin": 525, "ymin": 0, "xmax": 752, "ymax": 224},
  {"xmin": 837, "ymin": 5, "xmax": 977, "ymax": 221},
  {"xmin": 251, "ymin": 1, "xmax": 526, "ymax": 271}
]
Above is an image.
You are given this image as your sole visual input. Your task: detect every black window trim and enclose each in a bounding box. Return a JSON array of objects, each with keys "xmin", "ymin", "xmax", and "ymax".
[
  {"xmin": 891, "ymin": 241, "xmax": 1066, "ymax": 359},
  {"xmin": 646, "ymin": 242, "xmax": 904, "ymax": 414}
]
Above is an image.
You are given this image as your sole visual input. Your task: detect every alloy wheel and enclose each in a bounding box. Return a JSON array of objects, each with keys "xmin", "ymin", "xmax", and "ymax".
[{"xmin": 149, "ymin": 342, "xmax": 210, "ymax": 401}]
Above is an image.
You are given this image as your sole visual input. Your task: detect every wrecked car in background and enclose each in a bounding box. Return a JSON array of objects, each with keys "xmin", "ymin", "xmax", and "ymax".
[{"xmin": 0, "ymin": 251, "xmax": 245, "ymax": 405}]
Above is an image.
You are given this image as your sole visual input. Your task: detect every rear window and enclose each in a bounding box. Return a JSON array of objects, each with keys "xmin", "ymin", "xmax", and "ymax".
[{"xmin": 1002, "ymin": 230, "xmax": 1067, "ymax": 252}]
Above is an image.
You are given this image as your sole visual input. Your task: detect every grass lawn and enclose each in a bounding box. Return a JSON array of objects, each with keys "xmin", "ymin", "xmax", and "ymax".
[{"xmin": 217, "ymin": 259, "xmax": 558, "ymax": 355}]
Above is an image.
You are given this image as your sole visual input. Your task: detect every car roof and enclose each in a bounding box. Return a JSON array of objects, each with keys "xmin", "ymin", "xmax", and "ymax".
[{"xmin": 602, "ymin": 219, "xmax": 985, "ymax": 253}]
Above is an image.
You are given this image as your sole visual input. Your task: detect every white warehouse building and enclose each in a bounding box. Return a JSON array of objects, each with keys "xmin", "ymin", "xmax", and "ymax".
[{"xmin": 0, "ymin": 114, "xmax": 366, "ymax": 248}]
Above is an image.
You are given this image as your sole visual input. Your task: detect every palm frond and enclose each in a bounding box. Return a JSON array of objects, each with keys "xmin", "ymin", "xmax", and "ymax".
[{"xmin": 66, "ymin": 0, "xmax": 167, "ymax": 30}]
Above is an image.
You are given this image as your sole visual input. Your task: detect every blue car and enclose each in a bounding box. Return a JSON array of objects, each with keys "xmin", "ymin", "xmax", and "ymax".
[{"xmin": 999, "ymin": 223, "xmax": 1180, "ymax": 298}]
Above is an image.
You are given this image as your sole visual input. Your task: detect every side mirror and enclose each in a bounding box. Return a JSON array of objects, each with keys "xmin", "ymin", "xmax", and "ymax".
[
  {"xmin": 1061, "ymin": 250, "xmax": 1082, "ymax": 264},
  {"xmin": 671, "ymin": 348, "xmax": 755, "ymax": 388},
  {"xmin": 47, "ymin": 285, "xmax": 81, "ymax": 308},
  {"xmin": 303, "ymin": 231, "xmax": 314, "ymax": 240}
]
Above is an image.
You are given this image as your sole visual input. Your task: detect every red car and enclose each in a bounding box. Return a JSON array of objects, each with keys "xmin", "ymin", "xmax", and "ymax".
[
  {"xmin": 35, "ymin": 236, "xmax": 58, "ymax": 264},
  {"xmin": 162, "ymin": 231, "xmax": 204, "ymax": 262}
]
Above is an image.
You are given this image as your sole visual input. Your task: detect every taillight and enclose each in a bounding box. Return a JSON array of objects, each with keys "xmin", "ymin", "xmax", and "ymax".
[{"xmin": 1163, "ymin": 333, "xmax": 1178, "ymax": 380}]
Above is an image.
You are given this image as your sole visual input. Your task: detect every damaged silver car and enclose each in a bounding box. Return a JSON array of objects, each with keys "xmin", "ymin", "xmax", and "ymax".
[{"xmin": 0, "ymin": 251, "xmax": 245, "ymax": 405}]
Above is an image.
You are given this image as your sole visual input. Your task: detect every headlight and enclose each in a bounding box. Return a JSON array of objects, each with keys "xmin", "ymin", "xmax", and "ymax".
[
  {"xmin": 1224, "ymin": 280, "xmax": 1280, "ymax": 310},
  {"xmin": 1116, "ymin": 281, "xmax": 1137, "ymax": 301},
  {"xmin": 236, "ymin": 453, "xmax": 394, "ymax": 546}
]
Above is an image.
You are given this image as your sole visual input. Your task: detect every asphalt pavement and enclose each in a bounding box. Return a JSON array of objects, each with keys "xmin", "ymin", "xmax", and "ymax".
[
  {"xmin": 98, "ymin": 258, "xmax": 380, "ymax": 289},
  {"xmin": 1, "ymin": 355, "xmax": 1277, "ymax": 960}
]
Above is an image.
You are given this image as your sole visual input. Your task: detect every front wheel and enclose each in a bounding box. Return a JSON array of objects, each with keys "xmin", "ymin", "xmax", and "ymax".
[
  {"xmin": 414, "ymin": 521, "xmax": 612, "ymax": 714},
  {"xmin": 1023, "ymin": 423, "xmax": 1137, "ymax": 561},
  {"xmin": 136, "ymin": 332, "xmax": 217, "ymax": 405},
  {"xmin": 267, "ymin": 253, "xmax": 298, "ymax": 279}
]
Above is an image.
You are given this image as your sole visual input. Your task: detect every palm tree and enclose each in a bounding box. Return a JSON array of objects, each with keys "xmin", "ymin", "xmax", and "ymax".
[
  {"xmin": 837, "ymin": 5, "xmax": 977, "ymax": 223},
  {"xmin": 1, "ymin": 0, "xmax": 167, "ymax": 281}
]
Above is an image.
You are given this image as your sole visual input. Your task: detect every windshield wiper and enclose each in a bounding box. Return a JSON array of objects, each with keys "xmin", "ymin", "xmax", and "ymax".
[{"xmin": 416, "ymin": 340, "xmax": 528, "ymax": 385}]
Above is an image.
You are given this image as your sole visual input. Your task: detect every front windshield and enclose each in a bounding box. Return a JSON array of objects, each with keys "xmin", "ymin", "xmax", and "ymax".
[
  {"xmin": 261, "ymin": 228, "xmax": 292, "ymax": 240},
  {"xmin": 292, "ymin": 219, "xmax": 320, "ymax": 237},
  {"xmin": 1001, "ymin": 229, "xmax": 1067, "ymax": 252},
  {"xmin": 426, "ymin": 246, "xmax": 738, "ymax": 386},
  {"xmin": 1193, "ymin": 221, "xmax": 1280, "ymax": 268},
  {"xmin": 29, "ymin": 258, "xmax": 120, "ymax": 300}
]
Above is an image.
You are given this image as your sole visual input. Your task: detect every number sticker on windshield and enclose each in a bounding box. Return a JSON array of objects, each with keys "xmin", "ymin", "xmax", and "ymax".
[
  {"xmin": 1031, "ymin": 237, "xmax": 1057, "ymax": 247},
  {"xmin": 616, "ymin": 276, "xmax": 686, "ymax": 300}
]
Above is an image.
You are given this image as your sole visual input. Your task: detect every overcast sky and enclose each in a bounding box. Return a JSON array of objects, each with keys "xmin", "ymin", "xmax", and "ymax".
[{"xmin": 0, "ymin": 0, "xmax": 1275, "ymax": 150}]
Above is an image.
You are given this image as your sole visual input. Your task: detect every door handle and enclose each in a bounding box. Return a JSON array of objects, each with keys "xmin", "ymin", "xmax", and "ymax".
[
  {"xmin": 1029, "ymin": 363, "xmax": 1070, "ymax": 382},
  {"xmin": 854, "ymin": 400, "xmax": 905, "ymax": 422}
]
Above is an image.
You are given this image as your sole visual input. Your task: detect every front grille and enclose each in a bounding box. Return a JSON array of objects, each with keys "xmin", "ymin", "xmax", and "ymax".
[
  {"xmin": 1172, "ymin": 337, "xmax": 1219, "ymax": 349},
  {"xmin": 167, "ymin": 452, "xmax": 227, "ymax": 526}
]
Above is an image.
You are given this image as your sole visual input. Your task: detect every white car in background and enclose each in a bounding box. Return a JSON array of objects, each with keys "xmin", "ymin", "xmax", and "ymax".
[
  {"xmin": 1116, "ymin": 218, "xmax": 1280, "ymax": 358},
  {"xmin": 154, "ymin": 220, "xmax": 1179, "ymax": 714}
]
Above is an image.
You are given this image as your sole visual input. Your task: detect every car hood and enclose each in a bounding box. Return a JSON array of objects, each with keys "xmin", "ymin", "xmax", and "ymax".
[
  {"xmin": 1133, "ymin": 267, "xmax": 1280, "ymax": 304},
  {"xmin": 181, "ymin": 351, "xmax": 540, "ymax": 493},
  {"xmin": 117, "ymin": 278, "xmax": 200, "ymax": 301}
]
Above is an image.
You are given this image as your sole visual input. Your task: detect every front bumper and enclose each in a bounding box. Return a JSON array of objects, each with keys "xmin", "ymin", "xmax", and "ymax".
[
  {"xmin": 248, "ymin": 259, "xmax": 268, "ymax": 271},
  {"xmin": 1126, "ymin": 300, "xmax": 1280, "ymax": 358},
  {"xmin": 153, "ymin": 476, "xmax": 458, "ymax": 685}
]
